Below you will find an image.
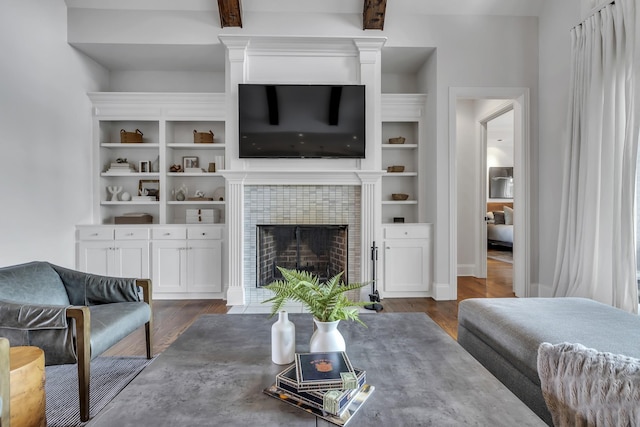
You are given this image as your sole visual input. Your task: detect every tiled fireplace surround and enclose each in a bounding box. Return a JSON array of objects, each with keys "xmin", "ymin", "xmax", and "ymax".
[{"xmin": 243, "ymin": 185, "xmax": 361, "ymax": 304}]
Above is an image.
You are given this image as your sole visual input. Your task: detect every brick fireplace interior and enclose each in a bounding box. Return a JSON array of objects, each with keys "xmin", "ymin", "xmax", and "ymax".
[{"xmin": 256, "ymin": 224, "xmax": 349, "ymax": 287}]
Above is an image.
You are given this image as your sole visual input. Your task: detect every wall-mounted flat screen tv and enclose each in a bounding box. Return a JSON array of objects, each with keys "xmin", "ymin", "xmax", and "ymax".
[{"xmin": 238, "ymin": 84, "xmax": 365, "ymax": 158}]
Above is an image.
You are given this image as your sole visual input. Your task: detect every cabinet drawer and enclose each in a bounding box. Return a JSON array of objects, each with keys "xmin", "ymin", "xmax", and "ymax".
[
  {"xmin": 115, "ymin": 228, "xmax": 149, "ymax": 240},
  {"xmin": 384, "ymin": 224, "xmax": 431, "ymax": 239},
  {"xmin": 152, "ymin": 228, "xmax": 187, "ymax": 240},
  {"xmin": 78, "ymin": 227, "xmax": 114, "ymax": 241},
  {"xmin": 187, "ymin": 226, "xmax": 222, "ymax": 240}
]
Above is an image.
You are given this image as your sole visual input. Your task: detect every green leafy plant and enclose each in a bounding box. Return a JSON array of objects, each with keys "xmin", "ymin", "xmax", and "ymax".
[{"xmin": 262, "ymin": 267, "xmax": 369, "ymax": 326}]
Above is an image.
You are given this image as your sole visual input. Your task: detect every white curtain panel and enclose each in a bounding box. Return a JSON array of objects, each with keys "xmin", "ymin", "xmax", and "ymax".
[{"xmin": 553, "ymin": 0, "xmax": 639, "ymax": 313}]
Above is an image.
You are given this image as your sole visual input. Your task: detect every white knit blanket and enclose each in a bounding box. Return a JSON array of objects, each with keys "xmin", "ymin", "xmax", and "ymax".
[{"xmin": 537, "ymin": 342, "xmax": 640, "ymax": 427}]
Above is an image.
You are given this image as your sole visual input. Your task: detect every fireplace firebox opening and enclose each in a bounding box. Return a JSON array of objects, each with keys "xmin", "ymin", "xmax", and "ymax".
[{"xmin": 256, "ymin": 224, "xmax": 348, "ymax": 287}]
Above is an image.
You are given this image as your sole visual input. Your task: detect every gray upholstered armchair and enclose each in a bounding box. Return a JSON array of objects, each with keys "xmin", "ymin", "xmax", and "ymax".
[{"xmin": 0, "ymin": 261, "xmax": 153, "ymax": 422}]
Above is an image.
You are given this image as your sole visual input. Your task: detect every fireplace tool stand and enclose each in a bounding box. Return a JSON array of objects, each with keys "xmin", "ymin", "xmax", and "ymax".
[{"xmin": 365, "ymin": 241, "xmax": 383, "ymax": 312}]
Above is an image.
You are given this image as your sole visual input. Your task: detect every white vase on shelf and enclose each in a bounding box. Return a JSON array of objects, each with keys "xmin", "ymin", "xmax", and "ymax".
[
  {"xmin": 271, "ymin": 311, "xmax": 295, "ymax": 365},
  {"xmin": 309, "ymin": 319, "xmax": 346, "ymax": 353}
]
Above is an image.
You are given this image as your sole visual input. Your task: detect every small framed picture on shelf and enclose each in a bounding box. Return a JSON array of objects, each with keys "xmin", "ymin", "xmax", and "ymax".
[
  {"xmin": 138, "ymin": 160, "xmax": 150, "ymax": 173},
  {"xmin": 183, "ymin": 156, "xmax": 199, "ymax": 170},
  {"xmin": 138, "ymin": 179, "xmax": 160, "ymax": 200}
]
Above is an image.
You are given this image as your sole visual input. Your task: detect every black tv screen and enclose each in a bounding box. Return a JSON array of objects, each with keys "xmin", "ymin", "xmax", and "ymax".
[{"xmin": 238, "ymin": 84, "xmax": 365, "ymax": 158}]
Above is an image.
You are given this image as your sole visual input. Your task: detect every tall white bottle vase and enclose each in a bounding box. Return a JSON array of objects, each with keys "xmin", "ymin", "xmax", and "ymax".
[{"xmin": 271, "ymin": 311, "xmax": 295, "ymax": 364}]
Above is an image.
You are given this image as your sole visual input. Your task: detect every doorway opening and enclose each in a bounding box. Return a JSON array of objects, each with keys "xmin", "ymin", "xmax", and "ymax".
[
  {"xmin": 484, "ymin": 109, "xmax": 514, "ymax": 288},
  {"xmin": 450, "ymin": 87, "xmax": 530, "ymax": 299}
]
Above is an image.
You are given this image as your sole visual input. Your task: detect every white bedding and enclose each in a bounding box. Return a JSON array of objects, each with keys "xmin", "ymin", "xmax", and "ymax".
[{"xmin": 487, "ymin": 223, "xmax": 513, "ymax": 246}]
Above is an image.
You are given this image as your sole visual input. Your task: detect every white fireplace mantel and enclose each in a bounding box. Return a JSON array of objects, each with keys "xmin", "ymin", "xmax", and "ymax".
[
  {"xmin": 221, "ymin": 170, "xmax": 385, "ymax": 186},
  {"xmin": 221, "ymin": 35, "xmax": 386, "ymax": 306}
]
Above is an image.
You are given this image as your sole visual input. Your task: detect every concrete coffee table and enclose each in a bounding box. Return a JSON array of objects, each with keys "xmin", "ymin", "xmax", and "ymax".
[{"xmin": 88, "ymin": 313, "xmax": 545, "ymax": 426}]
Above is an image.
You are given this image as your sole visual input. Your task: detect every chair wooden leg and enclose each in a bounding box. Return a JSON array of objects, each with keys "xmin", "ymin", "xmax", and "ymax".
[
  {"xmin": 137, "ymin": 279, "xmax": 154, "ymax": 360},
  {"xmin": 77, "ymin": 350, "xmax": 90, "ymax": 422},
  {"xmin": 67, "ymin": 307, "xmax": 91, "ymax": 422},
  {"xmin": 145, "ymin": 320, "xmax": 153, "ymax": 359}
]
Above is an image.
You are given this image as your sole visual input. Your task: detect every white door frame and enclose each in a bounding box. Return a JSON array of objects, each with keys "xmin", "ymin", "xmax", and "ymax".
[
  {"xmin": 449, "ymin": 87, "xmax": 531, "ymax": 298},
  {"xmin": 478, "ymin": 102, "xmax": 515, "ymax": 280}
]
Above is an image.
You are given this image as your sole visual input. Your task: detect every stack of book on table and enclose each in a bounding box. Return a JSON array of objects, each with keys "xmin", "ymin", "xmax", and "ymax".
[{"xmin": 264, "ymin": 351, "xmax": 374, "ymax": 426}]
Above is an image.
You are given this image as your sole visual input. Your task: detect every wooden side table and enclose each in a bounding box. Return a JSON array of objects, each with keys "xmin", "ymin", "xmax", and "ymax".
[{"xmin": 10, "ymin": 346, "xmax": 46, "ymax": 427}]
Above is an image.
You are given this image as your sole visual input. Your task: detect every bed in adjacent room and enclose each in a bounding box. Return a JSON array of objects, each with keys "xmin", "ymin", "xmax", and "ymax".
[{"xmin": 487, "ymin": 202, "xmax": 514, "ymax": 248}]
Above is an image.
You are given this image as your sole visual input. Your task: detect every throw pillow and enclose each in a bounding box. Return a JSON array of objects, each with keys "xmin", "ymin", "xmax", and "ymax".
[
  {"xmin": 503, "ymin": 206, "xmax": 513, "ymax": 225},
  {"xmin": 537, "ymin": 342, "xmax": 640, "ymax": 427},
  {"xmin": 493, "ymin": 211, "xmax": 505, "ymax": 225}
]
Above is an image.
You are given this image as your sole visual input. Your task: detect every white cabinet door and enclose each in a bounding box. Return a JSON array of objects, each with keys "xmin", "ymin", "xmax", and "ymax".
[
  {"xmin": 152, "ymin": 240, "xmax": 187, "ymax": 294},
  {"xmin": 78, "ymin": 240, "xmax": 149, "ymax": 278},
  {"xmin": 384, "ymin": 239, "xmax": 430, "ymax": 293},
  {"xmin": 113, "ymin": 241, "xmax": 150, "ymax": 279},
  {"xmin": 187, "ymin": 240, "xmax": 222, "ymax": 293},
  {"xmin": 78, "ymin": 241, "xmax": 113, "ymax": 276}
]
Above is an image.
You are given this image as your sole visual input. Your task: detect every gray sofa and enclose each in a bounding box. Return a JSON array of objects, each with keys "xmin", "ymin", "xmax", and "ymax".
[
  {"xmin": 457, "ymin": 297, "xmax": 640, "ymax": 425},
  {"xmin": 0, "ymin": 261, "xmax": 153, "ymax": 421}
]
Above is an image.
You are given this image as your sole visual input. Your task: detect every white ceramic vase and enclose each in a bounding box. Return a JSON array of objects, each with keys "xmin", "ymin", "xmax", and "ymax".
[
  {"xmin": 271, "ymin": 311, "xmax": 295, "ymax": 364},
  {"xmin": 309, "ymin": 319, "xmax": 346, "ymax": 353}
]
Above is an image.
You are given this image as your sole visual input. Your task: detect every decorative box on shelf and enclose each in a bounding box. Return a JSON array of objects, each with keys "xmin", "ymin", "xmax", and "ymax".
[
  {"xmin": 114, "ymin": 213, "xmax": 153, "ymax": 224},
  {"xmin": 186, "ymin": 209, "xmax": 219, "ymax": 224}
]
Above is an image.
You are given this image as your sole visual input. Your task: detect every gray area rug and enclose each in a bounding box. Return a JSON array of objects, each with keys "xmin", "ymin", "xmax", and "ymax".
[{"xmin": 46, "ymin": 356, "xmax": 154, "ymax": 427}]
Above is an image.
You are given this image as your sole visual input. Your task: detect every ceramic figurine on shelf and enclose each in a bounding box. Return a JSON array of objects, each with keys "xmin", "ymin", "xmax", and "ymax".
[
  {"xmin": 107, "ymin": 186, "xmax": 123, "ymax": 201},
  {"xmin": 173, "ymin": 184, "xmax": 188, "ymax": 201}
]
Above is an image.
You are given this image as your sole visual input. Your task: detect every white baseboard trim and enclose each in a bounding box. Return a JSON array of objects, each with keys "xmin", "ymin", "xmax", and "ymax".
[
  {"xmin": 457, "ymin": 264, "xmax": 476, "ymax": 277},
  {"xmin": 226, "ymin": 286, "xmax": 245, "ymax": 306},
  {"xmin": 432, "ymin": 282, "xmax": 455, "ymax": 300}
]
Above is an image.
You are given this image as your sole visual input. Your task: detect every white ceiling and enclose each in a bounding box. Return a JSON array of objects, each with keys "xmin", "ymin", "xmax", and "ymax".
[
  {"xmin": 65, "ymin": 0, "xmax": 545, "ymax": 73},
  {"xmin": 65, "ymin": 0, "xmax": 545, "ymax": 16},
  {"xmin": 487, "ymin": 109, "xmax": 515, "ymax": 145}
]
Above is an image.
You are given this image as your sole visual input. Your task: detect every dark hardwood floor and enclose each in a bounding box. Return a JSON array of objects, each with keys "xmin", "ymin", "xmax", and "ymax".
[{"xmin": 103, "ymin": 258, "xmax": 513, "ymax": 357}]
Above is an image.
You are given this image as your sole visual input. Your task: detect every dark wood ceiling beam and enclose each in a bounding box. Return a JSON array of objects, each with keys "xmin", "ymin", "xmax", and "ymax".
[
  {"xmin": 217, "ymin": 0, "xmax": 243, "ymax": 28},
  {"xmin": 363, "ymin": 0, "xmax": 387, "ymax": 30}
]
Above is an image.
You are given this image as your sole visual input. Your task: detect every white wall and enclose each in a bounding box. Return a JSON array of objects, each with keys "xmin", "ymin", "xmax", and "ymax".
[
  {"xmin": 0, "ymin": 0, "xmax": 108, "ymax": 268},
  {"xmin": 110, "ymin": 71, "xmax": 225, "ymax": 92},
  {"xmin": 410, "ymin": 15, "xmax": 538, "ymax": 295},
  {"xmin": 381, "ymin": 73, "xmax": 419, "ymax": 93},
  {"xmin": 5, "ymin": 5, "xmax": 553, "ymax": 298},
  {"xmin": 536, "ymin": 0, "xmax": 581, "ymax": 294},
  {"xmin": 456, "ymin": 100, "xmax": 478, "ymax": 275},
  {"xmin": 90, "ymin": 12, "xmax": 539, "ymax": 297}
]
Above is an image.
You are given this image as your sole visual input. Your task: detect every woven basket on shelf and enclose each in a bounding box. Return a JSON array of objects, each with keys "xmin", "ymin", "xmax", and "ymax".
[
  {"xmin": 388, "ymin": 136, "xmax": 406, "ymax": 144},
  {"xmin": 392, "ymin": 193, "xmax": 409, "ymax": 201},
  {"xmin": 387, "ymin": 166, "xmax": 405, "ymax": 173},
  {"xmin": 194, "ymin": 130, "xmax": 214, "ymax": 144},
  {"xmin": 120, "ymin": 129, "xmax": 143, "ymax": 143}
]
